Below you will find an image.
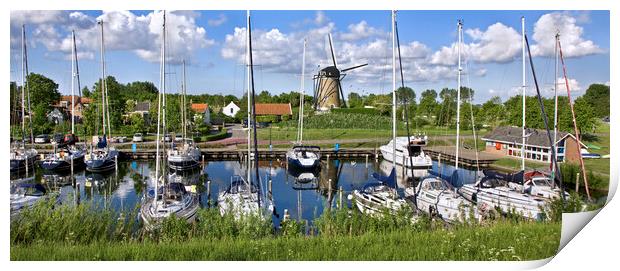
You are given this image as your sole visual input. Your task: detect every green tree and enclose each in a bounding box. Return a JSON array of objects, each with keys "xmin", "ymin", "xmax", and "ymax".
[
  {"xmin": 418, "ymin": 89, "xmax": 438, "ymax": 119},
  {"xmin": 347, "ymin": 92, "xmax": 363, "ymax": 108},
  {"xmin": 26, "ymin": 73, "xmax": 60, "ymax": 110},
  {"xmin": 581, "ymin": 83, "xmax": 609, "ymax": 118}
]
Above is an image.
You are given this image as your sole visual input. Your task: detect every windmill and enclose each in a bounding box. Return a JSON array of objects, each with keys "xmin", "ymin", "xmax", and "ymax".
[{"xmin": 313, "ymin": 33, "xmax": 367, "ymax": 111}]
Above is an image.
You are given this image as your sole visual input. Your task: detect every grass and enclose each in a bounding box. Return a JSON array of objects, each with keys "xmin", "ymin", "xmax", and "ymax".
[
  {"xmin": 11, "ymin": 222, "xmax": 560, "ymax": 261},
  {"xmin": 11, "ymin": 199, "xmax": 561, "ymax": 261},
  {"xmin": 257, "ymin": 126, "xmax": 478, "ymax": 141}
]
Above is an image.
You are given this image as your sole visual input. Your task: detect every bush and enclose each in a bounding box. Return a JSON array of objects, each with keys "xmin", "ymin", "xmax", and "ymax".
[
  {"xmin": 331, "ymin": 108, "xmax": 380, "ymax": 115},
  {"xmin": 204, "ymin": 129, "xmax": 229, "ymax": 141},
  {"xmin": 276, "ymin": 112, "xmax": 398, "ymax": 130}
]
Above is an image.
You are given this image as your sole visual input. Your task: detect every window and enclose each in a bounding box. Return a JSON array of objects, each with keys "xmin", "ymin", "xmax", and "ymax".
[{"xmin": 230, "ymin": 108, "xmax": 234, "ymax": 114}]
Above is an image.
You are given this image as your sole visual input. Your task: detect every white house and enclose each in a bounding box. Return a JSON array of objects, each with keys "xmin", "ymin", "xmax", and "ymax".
[
  {"xmin": 222, "ymin": 101, "xmax": 240, "ymax": 118},
  {"xmin": 191, "ymin": 103, "xmax": 211, "ymax": 125}
]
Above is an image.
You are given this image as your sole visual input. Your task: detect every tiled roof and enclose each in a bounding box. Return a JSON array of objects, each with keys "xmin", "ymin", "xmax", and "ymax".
[
  {"xmin": 481, "ymin": 126, "xmax": 584, "ymax": 148},
  {"xmin": 255, "ymin": 103, "xmax": 292, "ymax": 115},
  {"xmin": 134, "ymin": 101, "xmax": 150, "ymax": 112},
  {"xmin": 191, "ymin": 103, "xmax": 209, "ymax": 113},
  {"xmin": 61, "ymin": 95, "xmax": 91, "ymax": 104}
]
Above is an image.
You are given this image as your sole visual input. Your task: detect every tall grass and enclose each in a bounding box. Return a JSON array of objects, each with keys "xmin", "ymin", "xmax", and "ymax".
[{"xmin": 11, "ymin": 199, "xmax": 561, "ymax": 261}]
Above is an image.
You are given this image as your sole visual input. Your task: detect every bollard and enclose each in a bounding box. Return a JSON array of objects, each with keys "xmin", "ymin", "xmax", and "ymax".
[
  {"xmin": 115, "ymin": 155, "xmax": 118, "ymax": 172},
  {"xmin": 365, "ymin": 154, "xmax": 369, "ymax": 167},
  {"xmin": 328, "ymin": 179, "xmax": 333, "ymax": 200},
  {"xmin": 207, "ymin": 180, "xmax": 211, "ymax": 199},
  {"xmin": 326, "ymin": 154, "xmax": 330, "ymax": 168},
  {"xmin": 575, "ymin": 172, "xmax": 580, "ymax": 193},
  {"xmin": 283, "ymin": 209, "xmax": 290, "ymax": 222},
  {"xmin": 202, "ymin": 155, "xmax": 205, "ymax": 164},
  {"xmin": 339, "ymin": 186, "xmax": 343, "ymax": 209},
  {"xmin": 438, "ymin": 153, "xmax": 442, "ymax": 168},
  {"xmin": 268, "ymin": 180, "xmax": 273, "ymax": 197}
]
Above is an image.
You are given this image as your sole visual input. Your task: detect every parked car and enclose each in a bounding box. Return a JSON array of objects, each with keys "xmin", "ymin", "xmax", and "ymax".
[
  {"xmin": 174, "ymin": 134, "xmax": 184, "ymax": 142},
  {"xmin": 34, "ymin": 134, "xmax": 50, "ymax": 144},
  {"xmin": 63, "ymin": 134, "xmax": 78, "ymax": 145},
  {"xmin": 51, "ymin": 133, "xmax": 64, "ymax": 144},
  {"xmin": 163, "ymin": 134, "xmax": 172, "ymax": 142},
  {"xmin": 133, "ymin": 133, "xmax": 144, "ymax": 142}
]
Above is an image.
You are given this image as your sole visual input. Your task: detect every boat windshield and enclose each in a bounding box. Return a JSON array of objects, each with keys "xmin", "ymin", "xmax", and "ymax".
[
  {"xmin": 423, "ymin": 179, "xmax": 447, "ymax": 191},
  {"xmin": 531, "ymin": 177, "xmax": 552, "ymax": 187},
  {"xmin": 407, "ymin": 145, "xmax": 422, "ymax": 156}
]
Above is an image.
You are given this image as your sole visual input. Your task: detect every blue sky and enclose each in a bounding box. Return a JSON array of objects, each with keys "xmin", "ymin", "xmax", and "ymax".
[{"xmin": 9, "ymin": 10, "xmax": 609, "ymax": 103}]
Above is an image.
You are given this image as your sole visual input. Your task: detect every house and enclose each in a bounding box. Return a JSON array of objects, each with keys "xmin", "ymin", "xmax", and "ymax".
[
  {"xmin": 481, "ymin": 126, "xmax": 587, "ymax": 163},
  {"xmin": 222, "ymin": 101, "xmax": 240, "ymax": 118},
  {"xmin": 125, "ymin": 101, "xmax": 151, "ymax": 125},
  {"xmin": 55, "ymin": 95, "xmax": 92, "ymax": 122},
  {"xmin": 47, "ymin": 108, "xmax": 65, "ymax": 124},
  {"xmin": 255, "ymin": 103, "xmax": 292, "ymax": 121},
  {"xmin": 191, "ymin": 103, "xmax": 211, "ymax": 125}
]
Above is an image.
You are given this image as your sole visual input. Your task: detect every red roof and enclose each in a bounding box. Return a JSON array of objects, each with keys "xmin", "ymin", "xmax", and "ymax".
[
  {"xmin": 255, "ymin": 103, "xmax": 292, "ymax": 115},
  {"xmin": 191, "ymin": 103, "xmax": 209, "ymax": 113},
  {"xmin": 60, "ymin": 95, "xmax": 92, "ymax": 104}
]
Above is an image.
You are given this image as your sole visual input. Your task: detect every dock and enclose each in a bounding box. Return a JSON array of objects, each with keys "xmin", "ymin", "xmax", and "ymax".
[{"xmin": 34, "ymin": 145, "xmax": 498, "ymax": 167}]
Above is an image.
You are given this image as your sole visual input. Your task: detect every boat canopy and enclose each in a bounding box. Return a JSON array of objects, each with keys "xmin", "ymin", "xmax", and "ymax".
[
  {"xmin": 97, "ymin": 135, "xmax": 107, "ymax": 149},
  {"xmin": 292, "ymin": 145, "xmax": 321, "ymax": 151},
  {"xmin": 370, "ymin": 167, "xmax": 396, "ymax": 188}
]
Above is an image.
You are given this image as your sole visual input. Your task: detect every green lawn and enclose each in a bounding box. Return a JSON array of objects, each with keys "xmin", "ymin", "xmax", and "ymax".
[
  {"xmin": 257, "ymin": 126, "xmax": 481, "ymax": 141},
  {"xmin": 11, "ymin": 222, "xmax": 560, "ymax": 261}
]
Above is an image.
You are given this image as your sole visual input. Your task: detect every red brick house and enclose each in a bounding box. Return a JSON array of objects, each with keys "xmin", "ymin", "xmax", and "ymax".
[{"xmin": 482, "ymin": 126, "xmax": 587, "ymax": 163}]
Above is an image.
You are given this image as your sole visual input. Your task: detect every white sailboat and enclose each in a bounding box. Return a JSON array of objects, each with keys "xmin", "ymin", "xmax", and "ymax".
[
  {"xmin": 286, "ymin": 39, "xmax": 321, "ymax": 171},
  {"xmin": 405, "ymin": 20, "xmax": 477, "ymax": 223},
  {"xmin": 218, "ymin": 11, "xmax": 273, "ymax": 220},
  {"xmin": 351, "ymin": 11, "xmax": 407, "ymax": 216},
  {"xmin": 140, "ymin": 12, "xmax": 199, "ymax": 228},
  {"xmin": 167, "ymin": 60, "xmax": 201, "ymax": 171},
  {"xmin": 40, "ymin": 30, "xmax": 85, "ymax": 171},
  {"xmin": 85, "ymin": 20, "xmax": 118, "ymax": 172},
  {"xmin": 457, "ymin": 18, "xmax": 566, "ymax": 220},
  {"xmin": 10, "ymin": 25, "xmax": 37, "ymax": 173}
]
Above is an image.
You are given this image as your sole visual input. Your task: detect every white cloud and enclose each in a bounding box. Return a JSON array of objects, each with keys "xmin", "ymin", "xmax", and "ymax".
[
  {"xmin": 554, "ymin": 77, "xmax": 582, "ymax": 94},
  {"xmin": 314, "ymin": 11, "xmax": 329, "ymax": 26},
  {"xmin": 207, "ymin": 14, "xmax": 227, "ymax": 27},
  {"xmin": 339, "ymin": 21, "xmax": 381, "ymax": 41},
  {"xmin": 431, "ymin": 23, "xmax": 521, "ymax": 65},
  {"xmin": 11, "ymin": 10, "xmax": 214, "ymax": 64},
  {"xmin": 530, "ymin": 12, "xmax": 602, "ymax": 57}
]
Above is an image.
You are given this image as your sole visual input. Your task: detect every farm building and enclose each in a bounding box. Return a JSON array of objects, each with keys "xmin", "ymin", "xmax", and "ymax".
[
  {"xmin": 482, "ymin": 126, "xmax": 587, "ymax": 163},
  {"xmin": 255, "ymin": 103, "xmax": 292, "ymax": 120}
]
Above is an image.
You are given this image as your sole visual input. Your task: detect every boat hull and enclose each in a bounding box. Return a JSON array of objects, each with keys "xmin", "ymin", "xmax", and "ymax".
[
  {"xmin": 10, "ymin": 155, "xmax": 37, "ymax": 172},
  {"xmin": 40, "ymin": 155, "xmax": 85, "ymax": 171}
]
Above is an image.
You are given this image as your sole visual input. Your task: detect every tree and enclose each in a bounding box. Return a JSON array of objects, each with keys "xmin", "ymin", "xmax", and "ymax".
[
  {"xmin": 26, "ymin": 73, "xmax": 60, "ymax": 110},
  {"xmin": 396, "ymin": 86, "xmax": 416, "ymax": 104},
  {"xmin": 581, "ymin": 83, "xmax": 609, "ymax": 118},
  {"xmin": 477, "ymin": 96, "xmax": 505, "ymax": 127},
  {"xmin": 418, "ymin": 89, "xmax": 438, "ymax": 119},
  {"xmin": 347, "ymin": 92, "xmax": 363, "ymax": 108},
  {"xmin": 89, "ymin": 76, "xmax": 127, "ymax": 135}
]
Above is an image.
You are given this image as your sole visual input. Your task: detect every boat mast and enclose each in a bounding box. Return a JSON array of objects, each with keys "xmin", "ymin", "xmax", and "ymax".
[
  {"xmin": 73, "ymin": 31, "xmax": 82, "ymax": 97},
  {"xmin": 298, "ymin": 39, "xmax": 307, "ymax": 144},
  {"xmin": 98, "ymin": 20, "xmax": 106, "ymax": 137},
  {"xmin": 20, "ymin": 25, "xmax": 26, "ymax": 145},
  {"xmin": 521, "ymin": 17, "xmax": 526, "ymax": 171},
  {"xmin": 552, "ymin": 32, "xmax": 559, "ymax": 174},
  {"xmin": 558, "ymin": 38, "xmax": 591, "ymax": 201},
  {"xmin": 154, "ymin": 11, "xmax": 166, "ymax": 207},
  {"xmin": 455, "ymin": 20, "xmax": 462, "ymax": 170},
  {"xmin": 71, "ymin": 30, "xmax": 76, "ymax": 135},
  {"xmin": 182, "ymin": 59, "xmax": 187, "ymax": 141},
  {"xmin": 391, "ymin": 10, "xmax": 397, "ymax": 173},
  {"xmin": 248, "ymin": 10, "xmax": 262, "ymax": 207},
  {"xmin": 246, "ymin": 10, "xmax": 252, "ymax": 192}
]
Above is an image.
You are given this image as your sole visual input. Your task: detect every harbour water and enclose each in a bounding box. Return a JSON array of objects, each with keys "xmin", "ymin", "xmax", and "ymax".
[{"xmin": 10, "ymin": 158, "xmax": 603, "ymax": 226}]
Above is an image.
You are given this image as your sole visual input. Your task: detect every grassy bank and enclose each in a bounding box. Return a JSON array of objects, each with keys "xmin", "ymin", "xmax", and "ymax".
[
  {"xmin": 11, "ymin": 222, "xmax": 560, "ymax": 261},
  {"xmin": 257, "ymin": 127, "xmax": 480, "ymax": 141},
  {"xmin": 11, "ymin": 199, "xmax": 561, "ymax": 261}
]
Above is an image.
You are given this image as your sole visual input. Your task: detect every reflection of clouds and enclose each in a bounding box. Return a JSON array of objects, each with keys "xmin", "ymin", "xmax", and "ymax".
[
  {"xmin": 223, "ymin": 161, "xmax": 245, "ymax": 176},
  {"xmin": 114, "ymin": 178, "xmax": 134, "ymax": 200}
]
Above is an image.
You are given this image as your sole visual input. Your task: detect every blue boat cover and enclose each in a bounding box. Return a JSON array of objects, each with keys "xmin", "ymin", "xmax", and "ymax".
[
  {"xmin": 97, "ymin": 135, "xmax": 107, "ymax": 149},
  {"xmin": 371, "ymin": 167, "xmax": 396, "ymax": 188}
]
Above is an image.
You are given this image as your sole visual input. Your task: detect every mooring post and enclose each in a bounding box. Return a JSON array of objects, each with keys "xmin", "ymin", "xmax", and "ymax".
[
  {"xmin": 365, "ymin": 154, "xmax": 369, "ymax": 167},
  {"xmin": 283, "ymin": 209, "xmax": 290, "ymax": 222},
  {"xmin": 338, "ymin": 186, "xmax": 343, "ymax": 209},
  {"xmin": 328, "ymin": 178, "xmax": 333, "ymax": 206},
  {"xmin": 75, "ymin": 182, "xmax": 80, "ymax": 205},
  {"xmin": 575, "ymin": 172, "xmax": 580, "ymax": 194},
  {"xmin": 438, "ymin": 153, "xmax": 442, "ymax": 168},
  {"xmin": 202, "ymin": 154, "xmax": 205, "ymax": 164},
  {"xmin": 115, "ymin": 155, "xmax": 118, "ymax": 172},
  {"xmin": 268, "ymin": 179, "xmax": 273, "ymax": 198},
  {"xmin": 326, "ymin": 154, "xmax": 330, "ymax": 165}
]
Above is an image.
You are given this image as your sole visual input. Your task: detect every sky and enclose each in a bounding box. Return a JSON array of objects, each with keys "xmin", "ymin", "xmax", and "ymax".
[{"xmin": 9, "ymin": 10, "xmax": 610, "ymax": 104}]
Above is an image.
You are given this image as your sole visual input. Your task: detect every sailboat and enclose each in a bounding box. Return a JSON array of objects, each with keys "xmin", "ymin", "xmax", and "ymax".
[
  {"xmin": 457, "ymin": 18, "xmax": 566, "ymax": 220},
  {"xmin": 85, "ymin": 20, "xmax": 118, "ymax": 172},
  {"xmin": 40, "ymin": 30, "xmax": 85, "ymax": 171},
  {"xmin": 167, "ymin": 60, "xmax": 202, "ymax": 171},
  {"xmin": 10, "ymin": 25, "xmax": 38, "ymax": 173},
  {"xmin": 140, "ymin": 12, "xmax": 200, "ymax": 228},
  {"xmin": 404, "ymin": 20, "xmax": 477, "ymax": 223},
  {"xmin": 350, "ymin": 11, "xmax": 407, "ymax": 216},
  {"xmin": 286, "ymin": 39, "xmax": 321, "ymax": 172},
  {"xmin": 218, "ymin": 11, "xmax": 274, "ymax": 219}
]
